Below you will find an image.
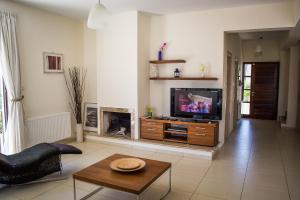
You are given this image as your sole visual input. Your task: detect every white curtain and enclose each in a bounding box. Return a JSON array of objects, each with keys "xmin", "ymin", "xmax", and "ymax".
[{"xmin": 0, "ymin": 11, "xmax": 25, "ymax": 154}]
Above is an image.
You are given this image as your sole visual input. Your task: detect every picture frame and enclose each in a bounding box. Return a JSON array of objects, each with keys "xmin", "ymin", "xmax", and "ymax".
[
  {"xmin": 83, "ymin": 103, "xmax": 98, "ymax": 132},
  {"xmin": 43, "ymin": 52, "xmax": 64, "ymax": 73}
]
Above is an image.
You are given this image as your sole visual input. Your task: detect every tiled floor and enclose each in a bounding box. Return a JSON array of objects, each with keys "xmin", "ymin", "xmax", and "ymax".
[{"xmin": 0, "ymin": 119, "xmax": 299, "ymax": 200}]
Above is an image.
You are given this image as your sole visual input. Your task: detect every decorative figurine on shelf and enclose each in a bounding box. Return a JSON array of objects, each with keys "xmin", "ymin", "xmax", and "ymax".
[
  {"xmin": 158, "ymin": 42, "xmax": 167, "ymax": 60},
  {"xmin": 200, "ymin": 64, "xmax": 206, "ymax": 78},
  {"xmin": 146, "ymin": 105, "xmax": 155, "ymax": 117},
  {"xmin": 174, "ymin": 68, "xmax": 181, "ymax": 78}
]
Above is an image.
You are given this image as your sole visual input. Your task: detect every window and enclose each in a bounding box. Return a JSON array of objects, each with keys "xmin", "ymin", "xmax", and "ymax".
[{"xmin": 241, "ymin": 64, "xmax": 252, "ymax": 115}]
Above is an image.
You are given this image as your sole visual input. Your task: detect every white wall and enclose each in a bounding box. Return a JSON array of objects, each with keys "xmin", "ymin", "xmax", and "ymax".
[
  {"xmin": 286, "ymin": 44, "xmax": 300, "ymax": 128},
  {"xmin": 278, "ymin": 49, "xmax": 290, "ymax": 118},
  {"xmin": 149, "ymin": 2, "xmax": 294, "ymax": 144},
  {"xmin": 224, "ymin": 33, "xmax": 242, "ymax": 137},
  {"xmin": 138, "ymin": 13, "xmax": 151, "ymax": 117},
  {"xmin": 0, "ymin": 0, "xmax": 83, "ymax": 135},
  {"xmin": 294, "ymin": 0, "xmax": 300, "ymax": 24},
  {"xmin": 97, "ymin": 11, "xmax": 139, "ymax": 138},
  {"xmin": 83, "ymin": 26, "xmax": 97, "ymax": 103},
  {"xmin": 242, "ymin": 39, "xmax": 280, "ymax": 62}
]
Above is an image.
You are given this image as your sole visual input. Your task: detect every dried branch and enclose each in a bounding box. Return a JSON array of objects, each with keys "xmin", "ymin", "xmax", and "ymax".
[{"xmin": 64, "ymin": 66, "xmax": 87, "ymax": 124}]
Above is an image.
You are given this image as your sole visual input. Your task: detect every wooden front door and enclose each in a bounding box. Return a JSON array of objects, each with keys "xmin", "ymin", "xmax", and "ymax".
[{"xmin": 241, "ymin": 62, "xmax": 279, "ymax": 120}]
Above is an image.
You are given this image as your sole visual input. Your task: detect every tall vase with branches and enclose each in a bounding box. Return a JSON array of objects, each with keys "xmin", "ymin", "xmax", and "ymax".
[{"xmin": 64, "ymin": 67, "xmax": 86, "ymax": 142}]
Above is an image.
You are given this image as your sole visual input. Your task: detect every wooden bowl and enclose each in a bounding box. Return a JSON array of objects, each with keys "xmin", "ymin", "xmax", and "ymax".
[{"xmin": 110, "ymin": 158, "xmax": 146, "ymax": 172}]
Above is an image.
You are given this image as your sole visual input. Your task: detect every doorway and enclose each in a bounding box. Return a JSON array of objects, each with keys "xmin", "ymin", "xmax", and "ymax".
[{"xmin": 241, "ymin": 62, "xmax": 279, "ymax": 120}]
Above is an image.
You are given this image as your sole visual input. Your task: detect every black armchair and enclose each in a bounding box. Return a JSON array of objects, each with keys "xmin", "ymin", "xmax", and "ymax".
[{"xmin": 0, "ymin": 143, "xmax": 82, "ymax": 185}]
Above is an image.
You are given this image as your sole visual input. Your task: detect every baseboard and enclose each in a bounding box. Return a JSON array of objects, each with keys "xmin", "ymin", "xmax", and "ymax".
[{"xmin": 280, "ymin": 123, "xmax": 296, "ymax": 130}]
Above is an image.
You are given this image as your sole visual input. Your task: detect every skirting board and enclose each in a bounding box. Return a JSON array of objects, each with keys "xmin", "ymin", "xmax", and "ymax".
[
  {"xmin": 280, "ymin": 123, "xmax": 296, "ymax": 130},
  {"xmin": 85, "ymin": 135, "xmax": 220, "ymax": 160}
]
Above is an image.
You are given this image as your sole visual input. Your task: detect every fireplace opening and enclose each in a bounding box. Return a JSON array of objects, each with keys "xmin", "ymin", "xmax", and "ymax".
[{"xmin": 103, "ymin": 111, "xmax": 131, "ymax": 139}]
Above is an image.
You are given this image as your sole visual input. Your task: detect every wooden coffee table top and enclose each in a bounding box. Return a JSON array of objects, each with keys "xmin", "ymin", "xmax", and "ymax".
[{"xmin": 73, "ymin": 154, "xmax": 171, "ymax": 195}]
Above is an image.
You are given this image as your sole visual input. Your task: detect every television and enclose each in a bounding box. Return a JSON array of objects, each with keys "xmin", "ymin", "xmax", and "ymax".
[{"xmin": 171, "ymin": 88, "xmax": 222, "ymax": 120}]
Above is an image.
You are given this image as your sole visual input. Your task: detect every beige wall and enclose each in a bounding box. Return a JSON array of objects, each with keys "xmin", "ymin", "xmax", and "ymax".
[
  {"xmin": 0, "ymin": 0, "xmax": 84, "ymax": 123},
  {"xmin": 149, "ymin": 2, "xmax": 294, "ymax": 144},
  {"xmin": 242, "ymin": 39, "xmax": 280, "ymax": 62},
  {"xmin": 294, "ymin": 0, "xmax": 300, "ymax": 24},
  {"xmin": 83, "ymin": 26, "xmax": 97, "ymax": 103},
  {"xmin": 96, "ymin": 11, "xmax": 139, "ymax": 138},
  {"xmin": 278, "ymin": 49, "xmax": 290, "ymax": 118},
  {"xmin": 286, "ymin": 44, "xmax": 300, "ymax": 128},
  {"xmin": 138, "ymin": 13, "xmax": 151, "ymax": 117}
]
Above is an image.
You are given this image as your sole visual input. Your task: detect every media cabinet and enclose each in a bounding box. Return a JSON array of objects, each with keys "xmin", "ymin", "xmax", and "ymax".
[{"xmin": 140, "ymin": 117, "xmax": 219, "ymax": 147}]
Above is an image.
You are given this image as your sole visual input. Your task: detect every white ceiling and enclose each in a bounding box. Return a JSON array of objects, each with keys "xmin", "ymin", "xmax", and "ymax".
[{"xmin": 14, "ymin": 0, "xmax": 291, "ymax": 19}]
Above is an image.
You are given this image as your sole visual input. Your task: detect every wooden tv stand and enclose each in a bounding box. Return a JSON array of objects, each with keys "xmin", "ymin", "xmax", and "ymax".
[{"xmin": 140, "ymin": 117, "xmax": 219, "ymax": 147}]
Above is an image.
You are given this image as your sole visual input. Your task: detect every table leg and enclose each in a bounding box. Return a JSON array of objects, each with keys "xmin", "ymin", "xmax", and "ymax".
[
  {"xmin": 73, "ymin": 178, "xmax": 76, "ymax": 200},
  {"xmin": 161, "ymin": 168, "xmax": 171, "ymax": 199}
]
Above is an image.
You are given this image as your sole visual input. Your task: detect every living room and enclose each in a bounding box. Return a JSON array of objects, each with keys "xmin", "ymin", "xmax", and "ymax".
[{"xmin": 0, "ymin": 0, "xmax": 300, "ymax": 199}]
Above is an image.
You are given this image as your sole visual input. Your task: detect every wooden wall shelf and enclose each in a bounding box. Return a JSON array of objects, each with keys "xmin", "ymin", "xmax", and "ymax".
[
  {"xmin": 149, "ymin": 60, "xmax": 186, "ymax": 64},
  {"xmin": 149, "ymin": 77, "xmax": 218, "ymax": 80}
]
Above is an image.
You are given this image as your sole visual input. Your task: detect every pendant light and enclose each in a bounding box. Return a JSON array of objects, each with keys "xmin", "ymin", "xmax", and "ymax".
[
  {"xmin": 87, "ymin": 0, "xmax": 109, "ymax": 30},
  {"xmin": 255, "ymin": 36, "xmax": 263, "ymax": 56}
]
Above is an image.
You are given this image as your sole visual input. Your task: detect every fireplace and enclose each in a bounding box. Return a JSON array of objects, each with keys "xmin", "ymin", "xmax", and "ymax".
[{"xmin": 100, "ymin": 107, "xmax": 135, "ymax": 139}]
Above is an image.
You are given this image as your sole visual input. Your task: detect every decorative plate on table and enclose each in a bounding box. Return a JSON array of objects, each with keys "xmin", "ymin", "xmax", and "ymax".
[{"xmin": 110, "ymin": 158, "xmax": 146, "ymax": 172}]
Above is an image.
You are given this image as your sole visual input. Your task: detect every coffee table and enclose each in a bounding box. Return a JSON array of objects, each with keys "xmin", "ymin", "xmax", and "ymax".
[{"xmin": 72, "ymin": 154, "xmax": 172, "ymax": 200}]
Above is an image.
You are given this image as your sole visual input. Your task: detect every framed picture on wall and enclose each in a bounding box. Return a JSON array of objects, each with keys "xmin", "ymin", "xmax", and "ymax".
[
  {"xmin": 43, "ymin": 52, "xmax": 64, "ymax": 73},
  {"xmin": 83, "ymin": 103, "xmax": 98, "ymax": 132}
]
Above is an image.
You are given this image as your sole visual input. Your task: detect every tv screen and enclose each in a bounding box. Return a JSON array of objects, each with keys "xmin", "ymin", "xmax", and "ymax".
[
  {"xmin": 171, "ymin": 88, "xmax": 222, "ymax": 120},
  {"xmin": 178, "ymin": 92, "xmax": 213, "ymax": 114}
]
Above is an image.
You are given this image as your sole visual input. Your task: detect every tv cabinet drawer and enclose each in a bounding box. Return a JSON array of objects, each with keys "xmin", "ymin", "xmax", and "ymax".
[
  {"xmin": 188, "ymin": 125, "xmax": 214, "ymax": 135},
  {"xmin": 141, "ymin": 126, "xmax": 163, "ymax": 134},
  {"xmin": 141, "ymin": 120, "xmax": 164, "ymax": 132},
  {"xmin": 188, "ymin": 133, "xmax": 214, "ymax": 146},
  {"xmin": 141, "ymin": 131, "xmax": 163, "ymax": 140}
]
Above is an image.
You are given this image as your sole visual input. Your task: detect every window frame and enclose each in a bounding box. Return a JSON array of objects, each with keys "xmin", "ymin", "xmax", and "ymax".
[{"xmin": 241, "ymin": 63, "xmax": 252, "ymax": 117}]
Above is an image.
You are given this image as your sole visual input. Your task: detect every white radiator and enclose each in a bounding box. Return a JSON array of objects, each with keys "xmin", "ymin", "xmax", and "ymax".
[{"xmin": 26, "ymin": 112, "xmax": 72, "ymax": 147}]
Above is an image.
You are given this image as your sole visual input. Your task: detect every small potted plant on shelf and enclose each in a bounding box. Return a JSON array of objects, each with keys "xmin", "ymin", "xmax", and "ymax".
[
  {"xmin": 200, "ymin": 64, "xmax": 206, "ymax": 78},
  {"xmin": 64, "ymin": 66, "xmax": 87, "ymax": 143}
]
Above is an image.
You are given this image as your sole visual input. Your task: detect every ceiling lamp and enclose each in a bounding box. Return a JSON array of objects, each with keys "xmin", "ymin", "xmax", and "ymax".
[
  {"xmin": 87, "ymin": 0, "xmax": 109, "ymax": 30},
  {"xmin": 255, "ymin": 36, "xmax": 263, "ymax": 56}
]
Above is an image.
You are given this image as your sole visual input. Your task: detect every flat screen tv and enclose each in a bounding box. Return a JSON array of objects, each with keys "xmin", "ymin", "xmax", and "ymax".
[{"xmin": 171, "ymin": 88, "xmax": 222, "ymax": 120}]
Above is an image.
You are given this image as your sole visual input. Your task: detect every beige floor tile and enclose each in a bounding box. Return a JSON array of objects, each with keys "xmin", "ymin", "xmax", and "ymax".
[
  {"xmin": 64, "ymin": 179, "xmax": 100, "ymax": 193},
  {"xmin": 204, "ymin": 164, "xmax": 246, "ymax": 183},
  {"xmin": 286, "ymin": 173, "xmax": 300, "ymax": 200},
  {"xmin": 244, "ymin": 171, "xmax": 287, "ymax": 191},
  {"xmin": 0, "ymin": 191, "xmax": 20, "ymax": 200},
  {"xmin": 32, "ymin": 184, "xmax": 88, "ymax": 200},
  {"xmin": 171, "ymin": 171, "xmax": 203, "ymax": 193},
  {"xmin": 92, "ymin": 188, "xmax": 137, "ymax": 200},
  {"xmin": 0, "ymin": 181, "xmax": 63, "ymax": 200},
  {"xmin": 173, "ymin": 157, "xmax": 211, "ymax": 177},
  {"xmin": 1, "ymin": 119, "xmax": 300, "ymax": 200},
  {"xmin": 148, "ymin": 152, "xmax": 183, "ymax": 165},
  {"xmin": 241, "ymin": 184, "xmax": 290, "ymax": 200},
  {"xmin": 195, "ymin": 178, "xmax": 242, "ymax": 200},
  {"xmin": 163, "ymin": 190, "xmax": 192, "ymax": 200},
  {"xmin": 191, "ymin": 193, "xmax": 225, "ymax": 200}
]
